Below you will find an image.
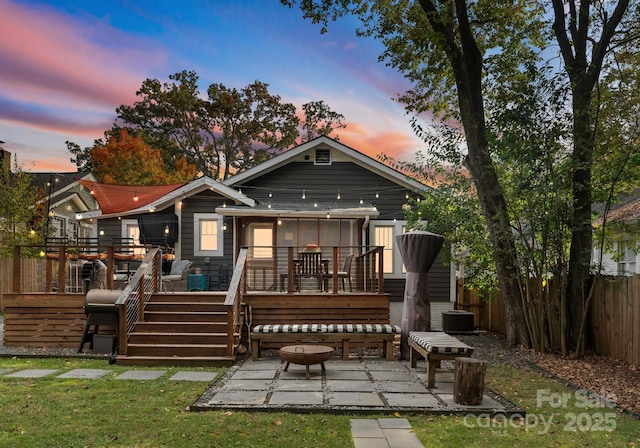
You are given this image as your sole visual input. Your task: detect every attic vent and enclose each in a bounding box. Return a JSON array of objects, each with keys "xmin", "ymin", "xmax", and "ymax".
[{"xmin": 315, "ymin": 148, "xmax": 331, "ymax": 165}]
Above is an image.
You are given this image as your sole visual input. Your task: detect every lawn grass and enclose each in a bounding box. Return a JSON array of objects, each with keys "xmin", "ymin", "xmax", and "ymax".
[{"xmin": 0, "ymin": 357, "xmax": 638, "ymax": 447}]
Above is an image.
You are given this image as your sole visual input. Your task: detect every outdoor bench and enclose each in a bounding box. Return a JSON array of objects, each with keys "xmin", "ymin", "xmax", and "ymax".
[
  {"xmin": 408, "ymin": 331, "xmax": 475, "ymax": 388},
  {"xmin": 251, "ymin": 323, "xmax": 401, "ymax": 361}
]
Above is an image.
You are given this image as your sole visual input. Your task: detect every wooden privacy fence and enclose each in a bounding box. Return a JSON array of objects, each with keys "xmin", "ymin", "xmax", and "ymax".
[
  {"xmin": 457, "ymin": 275, "xmax": 640, "ymax": 367},
  {"xmin": 590, "ymin": 275, "xmax": 640, "ymax": 367}
]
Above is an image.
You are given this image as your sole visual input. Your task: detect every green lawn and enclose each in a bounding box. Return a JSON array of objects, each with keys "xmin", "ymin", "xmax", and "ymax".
[{"xmin": 0, "ymin": 357, "xmax": 637, "ymax": 447}]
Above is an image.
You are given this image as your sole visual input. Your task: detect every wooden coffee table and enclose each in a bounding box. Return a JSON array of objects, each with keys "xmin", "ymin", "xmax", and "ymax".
[{"xmin": 279, "ymin": 344, "xmax": 333, "ymax": 379}]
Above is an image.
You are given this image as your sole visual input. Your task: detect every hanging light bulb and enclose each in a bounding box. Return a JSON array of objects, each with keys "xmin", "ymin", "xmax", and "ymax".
[
  {"xmin": 302, "ymin": 189, "xmax": 306, "ymax": 199},
  {"xmin": 133, "ymin": 192, "xmax": 138, "ymax": 201},
  {"xmin": 277, "ymin": 217, "xmax": 282, "ymax": 226},
  {"xmin": 359, "ymin": 198, "xmax": 364, "ymax": 205},
  {"xmin": 326, "ymin": 212, "xmax": 330, "ymax": 219},
  {"xmin": 268, "ymin": 203, "xmax": 272, "ymax": 209},
  {"xmin": 164, "ymin": 225, "xmax": 170, "ymax": 235},
  {"xmin": 337, "ymin": 190, "xmax": 341, "ymax": 200},
  {"xmin": 222, "ymin": 201, "xmax": 227, "ymax": 208},
  {"xmin": 405, "ymin": 193, "xmax": 409, "ymax": 199},
  {"xmin": 375, "ymin": 192, "xmax": 379, "ymax": 199},
  {"xmin": 99, "ymin": 228, "xmax": 105, "ymax": 236},
  {"xmin": 223, "ymin": 221, "xmax": 227, "ymax": 231},
  {"xmin": 268, "ymin": 192, "xmax": 273, "ymax": 198},
  {"xmin": 313, "ymin": 202, "xmax": 318, "ymax": 208}
]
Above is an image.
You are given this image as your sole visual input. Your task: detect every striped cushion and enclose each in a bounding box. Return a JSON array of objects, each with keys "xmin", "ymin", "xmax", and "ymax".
[
  {"xmin": 327, "ymin": 324, "xmax": 401, "ymax": 334},
  {"xmin": 252, "ymin": 324, "xmax": 327, "ymax": 334},
  {"xmin": 409, "ymin": 331, "xmax": 474, "ymax": 355}
]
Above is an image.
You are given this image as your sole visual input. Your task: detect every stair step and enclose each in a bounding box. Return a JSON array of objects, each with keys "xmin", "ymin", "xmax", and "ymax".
[
  {"xmin": 144, "ymin": 311, "xmax": 228, "ymax": 322},
  {"xmin": 134, "ymin": 322, "xmax": 228, "ymax": 332},
  {"xmin": 114, "ymin": 355, "xmax": 233, "ymax": 367},
  {"xmin": 129, "ymin": 332, "xmax": 229, "ymax": 345},
  {"xmin": 151, "ymin": 293, "xmax": 227, "ymax": 303},
  {"xmin": 145, "ymin": 302, "xmax": 228, "ymax": 312},
  {"xmin": 126, "ymin": 343, "xmax": 229, "ymax": 357}
]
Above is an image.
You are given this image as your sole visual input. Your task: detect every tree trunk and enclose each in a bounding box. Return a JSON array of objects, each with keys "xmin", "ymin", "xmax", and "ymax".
[
  {"xmin": 566, "ymin": 84, "xmax": 594, "ymax": 352},
  {"xmin": 419, "ymin": 0, "xmax": 530, "ymax": 347}
]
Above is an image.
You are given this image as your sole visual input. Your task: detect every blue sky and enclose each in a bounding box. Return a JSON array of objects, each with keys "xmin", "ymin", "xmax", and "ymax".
[{"xmin": 0, "ymin": 0, "xmax": 424, "ymax": 172}]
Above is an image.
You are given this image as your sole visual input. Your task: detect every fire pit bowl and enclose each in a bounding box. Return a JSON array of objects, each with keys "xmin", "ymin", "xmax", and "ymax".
[{"xmin": 279, "ymin": 345, "xmax": 333, "ymax": 379}]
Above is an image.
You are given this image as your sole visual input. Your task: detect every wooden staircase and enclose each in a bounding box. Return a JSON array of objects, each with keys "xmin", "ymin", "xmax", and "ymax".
[{"xmin": 115, "ymin": 292, "xmax": 238, "ymax": 367}]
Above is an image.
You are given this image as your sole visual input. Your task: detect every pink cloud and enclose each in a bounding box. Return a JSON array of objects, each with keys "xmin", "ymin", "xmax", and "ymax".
[
  {"xmin": 0, "ymin": 0, "xmax": 163, "ymax": 111},
  {"xmin": 340, "ymin": 123, "xmax": 422, "ymax": 163}
]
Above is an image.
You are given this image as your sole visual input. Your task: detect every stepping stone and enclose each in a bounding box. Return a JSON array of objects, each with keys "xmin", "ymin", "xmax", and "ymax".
[
  {"xmin": 329, "ymin": 392, "xmax": 384, "ymax": 407},
  {"xmin": 0, "ymin": 369, "xmax": 13, "ymax": 375},
  {"xmin": 383, "ymin": 392, "xmax": 441, "ymax": 408},
  {"xmin": 269, "ymin": 391, "xmax": 323, "ymax": 405},
  {"xmin": 57, "ymin": 369, "xmax": 111, "ymax": 379},
  {"xmin": 6, "ymin": 369, "xmax": 60, "ymax": 378},
  {"xmin": 207, "ymin": 390, "xmax": 266, "ymax": 405},
  {"xmin": 116, "ymin": 370, "xmax": 167, "ymax": 380},
  {"xmin": 327, "ymin": 380, "xmax": 375, "ymax": 392},
  {"xmin": 169, "ymin": 371, "xmax": 217, "ymax": 382}
]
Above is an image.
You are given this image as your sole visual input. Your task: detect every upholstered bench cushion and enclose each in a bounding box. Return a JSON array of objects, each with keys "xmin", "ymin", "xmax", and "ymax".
[
  {"xmin": 327, "ymin": 324, "xmax": 401, "ymax": 334},
  {"xmin": 252, "ymin": 324, "xmax": 327, "ymax": 333},
  {"xmin": 409, "ymin": 331, "xmax": 474, "ymax": 355}
]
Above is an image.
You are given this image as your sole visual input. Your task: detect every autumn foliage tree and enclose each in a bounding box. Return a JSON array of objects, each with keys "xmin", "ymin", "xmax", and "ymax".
[{"xmin": 91, "ymin": 129, "xmax": 197, "ymax": 185}]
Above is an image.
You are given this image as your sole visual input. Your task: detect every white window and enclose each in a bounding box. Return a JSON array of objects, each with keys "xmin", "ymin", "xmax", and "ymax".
[
  {"xmin": 617, "ymin": 240, "xmax": 638, "ymax": 275},
  {"xmin": 194, "ymin": 213, "xmax": 223, "ymax": 257},
  {"xmin": 369, "ymin": 220, "xmax": 407, "ymax": 278}
]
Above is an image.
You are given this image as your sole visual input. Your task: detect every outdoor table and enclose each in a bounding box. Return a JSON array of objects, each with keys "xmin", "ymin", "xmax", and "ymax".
[{"xmin": 279, "ymin": 344, "xmax": 333, "ymax": 379}]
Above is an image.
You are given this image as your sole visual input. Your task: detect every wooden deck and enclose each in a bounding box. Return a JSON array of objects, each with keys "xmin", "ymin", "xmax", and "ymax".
[{"xmin": 2, "ymin": 291, "xmax": 391, "ymax": 356}]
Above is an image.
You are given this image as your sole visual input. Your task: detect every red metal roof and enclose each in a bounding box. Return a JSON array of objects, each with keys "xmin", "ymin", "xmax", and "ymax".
[{"xmin": 78, "ymin": 180, "xmax": 186, "ymax": 215}]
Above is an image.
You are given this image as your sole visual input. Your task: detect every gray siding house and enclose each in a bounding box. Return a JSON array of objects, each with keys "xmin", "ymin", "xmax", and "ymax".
[{"xmin": 76, "ymin": 137, "xmax": 454, "ymax": 327}]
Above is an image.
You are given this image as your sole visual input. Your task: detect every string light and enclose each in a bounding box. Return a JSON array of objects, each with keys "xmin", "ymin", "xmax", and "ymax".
[
  {"xmin": 99, "ymin": 229, "xmax": 105, "ymax": 236},
  {"xmin": 359, "ymin": 198, "xmax": 364, "ymax": 205},
  {"xmin": 337, "ymin": 190, "xmax": 341, "ymax": 200},
  {"xmin": 277, "ymin": 217, "xmax": 282, "ymax": 226},
  {"xmin": 302, "ymin": 189, "xmax": 306, "ymax": 199},
  {"xmin": 223, "ymin": 221, "xmax": 227, "ymax": 231},
  {"xmin": 222, "ymin": 201, "xmax": 227, "ymax": 208},
  {"xmin": 133, "ymin": 192, "xmax": 138, "ymax": 201},
  {"xmin": 164, "ymin": 225, "xmax": 170, "ymax": 235},
  {"xmin": 375, "ymin": 192, "xmax": 379, "ymax": 199},
  {"xmin": 326, "ymin": 212, "xmax": 330, "ymax": 219},
  {"xmin": 268, "ymin": 192, "xmax": 272, "ymax": 198}
]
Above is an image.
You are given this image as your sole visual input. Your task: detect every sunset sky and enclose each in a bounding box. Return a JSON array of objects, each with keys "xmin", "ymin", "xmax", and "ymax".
[{"xmin": 0, "ymin": 0, "xmax": 427, "ymax": 173}]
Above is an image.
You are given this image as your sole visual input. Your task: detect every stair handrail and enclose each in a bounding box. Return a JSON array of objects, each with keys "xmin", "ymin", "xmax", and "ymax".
[
  {"xmin": 116, "ymin": 247, "xmax": 161, "ymax": 356},
  {"xmin": 224, "ymin": 247, "xmax": 248, "ymax": 357}
]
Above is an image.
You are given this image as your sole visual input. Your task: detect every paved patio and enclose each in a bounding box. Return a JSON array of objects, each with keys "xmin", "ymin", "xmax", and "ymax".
[{"xmin": 191, "ymin": 354, "xmax": 519, "ymax": 415}]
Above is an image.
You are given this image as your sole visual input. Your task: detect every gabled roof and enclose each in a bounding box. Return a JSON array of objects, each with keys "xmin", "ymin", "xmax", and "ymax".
[
  {"xmin": 222, "ymin": 136, "xmax": 429, "ymax": 193},
  {"xmin": 33, "ymin": 172, "xmax": 97, "ymax": 211},
  {"xmin": 594, "ymin": 189, "xmax": 640, "ymax": 225},
  {"xmin": 77, "ymin": 176, "xmax": 255, "ymax": 219}
]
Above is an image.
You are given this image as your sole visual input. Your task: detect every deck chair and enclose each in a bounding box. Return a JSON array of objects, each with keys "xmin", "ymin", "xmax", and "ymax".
[
  {"xmin": 326, "ymin": 253, "xmax": 354, "ymax": 292},
  {"xmin": 295, "ymin": 252, "xmax": 326, "ymax": 291},
  {"xmin": 162, "ymin": 259, "xmax": 192, "ymax": 291}
]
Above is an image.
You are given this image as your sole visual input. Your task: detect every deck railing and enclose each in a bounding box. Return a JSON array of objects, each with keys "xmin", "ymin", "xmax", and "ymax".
[
  {"xmin": 224, "ymin": 247, "xmax": 247, "ymax": 357},
  {"xmin": 11, "ymin": 243, "xmax": 170, "ymax": 294},
  {"xmin": 244, "ymin": 245, "xmax": 385, "ymax": 294},
  {"xmin": 115, "ymin": 248, "xmax": 161, "ymax": 356}
]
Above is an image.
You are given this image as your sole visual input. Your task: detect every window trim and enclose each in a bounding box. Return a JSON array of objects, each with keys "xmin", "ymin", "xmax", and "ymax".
[
  {"xmin": 369, "ymin": 220, "xmax": 407, "ymax": 279},
  {"xmin": 194, "ymin": 213, "xmax": 224, "ymax": 257}
]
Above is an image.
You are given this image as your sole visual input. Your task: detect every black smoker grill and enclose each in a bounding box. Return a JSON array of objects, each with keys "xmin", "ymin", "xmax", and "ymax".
[{"xmin": 77, "ymin": 289, "xmax": 122, "ymax": 355}]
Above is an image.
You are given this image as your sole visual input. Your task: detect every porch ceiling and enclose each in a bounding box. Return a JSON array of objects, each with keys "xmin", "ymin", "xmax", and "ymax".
[{"xmin": 215, "ymin": 201, "xmax": 379, "ymax": 218}]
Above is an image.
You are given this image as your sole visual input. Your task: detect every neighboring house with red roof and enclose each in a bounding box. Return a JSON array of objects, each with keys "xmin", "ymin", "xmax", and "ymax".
[{"xmin": 593, "ymin": 189, "xmax": 640, "ymax": 275}]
